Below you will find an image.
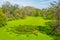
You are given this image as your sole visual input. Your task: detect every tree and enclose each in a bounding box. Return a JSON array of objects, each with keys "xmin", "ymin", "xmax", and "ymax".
[
  {"xmin": 41, "ymin": 8, "xmax": 55, "ymax": 20},
  {"xmin": 2, "ymin": 1, "xmax": 11, "ymax": 18},
  {"xmin": 49, "ymin": 1, "xmax": 60, "ymax": 36},
  {"xmin": 2, "ymin": 1, "xmax": 20, "ymax": 20}
]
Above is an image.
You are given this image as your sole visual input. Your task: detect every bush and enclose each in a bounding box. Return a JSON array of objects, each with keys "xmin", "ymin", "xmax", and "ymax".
[
  {"xmin": 0, "ymin": 9, "xmax": 7, "ymax": 27},
  {"xmin": 38, "ymin": 26, "xmax": 52, "ymax": 35},
  {"xmin": 8, "ymin": 25, "xmax": 38, "ymax": 34},
  {"xmin": 54, "ymin": 36, "xmax": 60, "ymax": 40}
]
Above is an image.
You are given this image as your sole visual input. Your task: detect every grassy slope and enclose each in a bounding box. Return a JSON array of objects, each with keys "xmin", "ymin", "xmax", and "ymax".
[
  {"xmin": 7, "ymin": 16, "xmax": 51, "ymax": 26},
  {"xmin": 0, "ymin": 16, "xmax": 54, "ymax": 40}
]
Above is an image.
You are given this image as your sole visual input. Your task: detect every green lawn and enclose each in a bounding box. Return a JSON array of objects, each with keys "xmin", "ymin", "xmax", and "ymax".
[
  {"xmin": 7, "ymin": 16, "xmax": 51, "ymax": 27},
  {"xmin": 0, "ymin": 16, "xmax": 54, "ymax": 40}
]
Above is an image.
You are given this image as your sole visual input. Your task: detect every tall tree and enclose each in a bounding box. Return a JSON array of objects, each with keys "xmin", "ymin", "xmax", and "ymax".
[
  {"xmin": 50, "ymin": 1, "xmax": 60, "ymax": 35},
  {"xmin": 2, "ymin": 1, "xmax": 11, "ymax": 18}
]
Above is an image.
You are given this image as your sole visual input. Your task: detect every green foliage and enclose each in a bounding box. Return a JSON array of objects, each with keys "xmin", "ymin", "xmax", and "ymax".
[
  {"xmin": 0, "ymin": 9, "xmax": 7, "ymax": 27},
  {"xmin": 2, "ymin": 2, "xmax": 41, "ymax": 20},
  {"xmin": 54, "ymin": 36, "xmax": 60, "ymax": 40},
  {"xmin": 0, "ymin": 1, "xmax": 59, "ymax": 40},
  {"xmin": 8, "ymin": 25, "xmax": 38, "ymax": 34},
  {"xmin": 49, "ymin": 1, "xmax": 60, "ymax": 40},
  {"xmin": 0, "ymin": 18, "xmax": 53, "ymax": 40},
  {"xmin": 41, "ymin": 8, "xmax": 55, "ymax": 20},
  {"xmin": 38, "ymin": 26, "xmax": 51, "ymax": 35}
]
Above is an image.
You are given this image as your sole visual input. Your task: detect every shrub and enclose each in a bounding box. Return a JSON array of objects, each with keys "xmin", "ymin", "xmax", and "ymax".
[
  {"xmin": 38, "ymin": 26, "xmax": 51, "ymax": 35},
  {"xmin": 8, "ymin": 25, "xmax": 38, "ymax": 34},
  {"xmin": 0, "ymin": 9, "xmax": 7, "ymax": 27}
]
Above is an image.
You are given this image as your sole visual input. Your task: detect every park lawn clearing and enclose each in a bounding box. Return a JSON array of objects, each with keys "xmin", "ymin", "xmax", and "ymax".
[
  {"xmin": 6, "ymin": 16, "xmax": 51, "ymax": 27},
  {"xmin": 0, "ymin": 16, "xmax": 54, "ymax": 40},
  {"xmin": 0, "ymin": 28, "xmax": 54, "ymax": 40}
]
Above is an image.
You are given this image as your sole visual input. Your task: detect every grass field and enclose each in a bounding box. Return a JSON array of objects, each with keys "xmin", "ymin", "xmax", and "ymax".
[{"xmin": 0, "ymin": 16, "xmax": 54, "ymax": 40}]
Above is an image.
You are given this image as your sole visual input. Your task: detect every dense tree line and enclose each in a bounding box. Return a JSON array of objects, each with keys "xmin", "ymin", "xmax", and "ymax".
[
  {"xmin": 0, "ymin": 1, "xmax": 41, "ymax": 27},
  {"xmin": 1, "ymin": 1, "xmax": 41, "ymax": 20}
]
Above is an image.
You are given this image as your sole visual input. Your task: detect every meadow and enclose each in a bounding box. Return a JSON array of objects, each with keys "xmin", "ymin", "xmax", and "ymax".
[
  {"xmin": 0, "ymin": 16, "xmax": 54, "ymax": 40},
  {"xmin": 0, "ymin": 1, "xmax": 60, "ymax": 40}
]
